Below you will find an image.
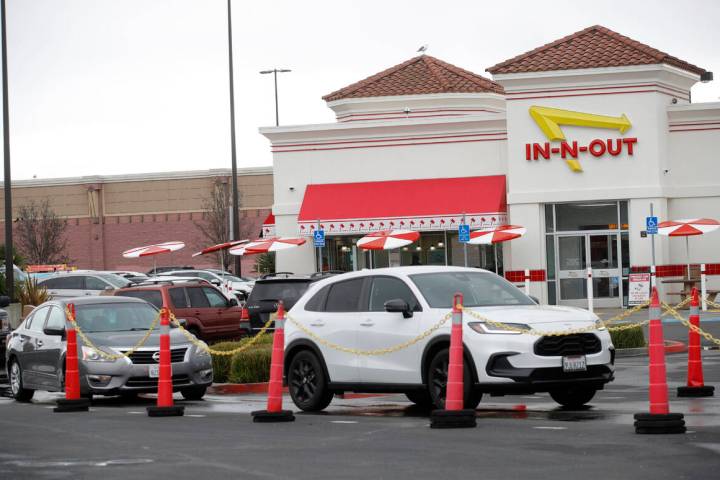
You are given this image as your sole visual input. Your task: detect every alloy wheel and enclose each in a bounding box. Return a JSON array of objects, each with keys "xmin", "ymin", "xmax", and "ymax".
[
  {"xmin": 290, "ymin": 359, "xmax": 318, "ymax": 403},
  {"xmin": 430, "ymin": 358, "xmax": 449, "ymax": 409},
  {"xmin": 9, "ymin": 362, "xmax": 21, "ymax": 396}
]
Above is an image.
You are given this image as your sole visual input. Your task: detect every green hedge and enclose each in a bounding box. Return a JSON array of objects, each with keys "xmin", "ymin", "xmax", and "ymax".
[
  {"xmin": 610, "ymin": 325, "xmax": 645, "ymax": 349},
  {"xmin": 229, "ymin": 346, "xmax": 272, "ymax": 383},
  {"xmin": 209, "ymin": 334, "xmax": 274, "ymax": 383}
]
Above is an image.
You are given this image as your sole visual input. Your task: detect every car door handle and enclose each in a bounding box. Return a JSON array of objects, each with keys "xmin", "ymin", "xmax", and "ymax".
[
  {"xmin": 36, "ymin": 340, "xmax": 43, "ymax": 347},
  {"xmin": 360, "ymin": 321, "xmax": 374, "ymax": 327},
  {"xmin": 309, "ymin": 321, "xmax": 325, "ymax": 327},
  {"xmin": 84, "ymin": 292, "xmax": 93, "ymax": 295}
]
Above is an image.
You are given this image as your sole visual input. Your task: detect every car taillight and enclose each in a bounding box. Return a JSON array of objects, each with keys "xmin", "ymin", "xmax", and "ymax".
[{"xmin": 241, "ymin": 307, "xmax": 249, "ymax": 320}]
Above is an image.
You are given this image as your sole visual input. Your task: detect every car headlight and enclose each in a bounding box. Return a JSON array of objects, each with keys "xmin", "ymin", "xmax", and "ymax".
[
  {"xmin": 595, "ymin": 319, "xmax": 607, "ymax": 331},
  {"xmin": 195, "ymin": 342, "xmax": 211, "ymax": 358},
  {"xmin": 81, "ymin": 345, "xmax": 117, "ymax": 362},
  {"xmin": 468, "ymin": 321, "xmax": 531, "ymax": 335}
]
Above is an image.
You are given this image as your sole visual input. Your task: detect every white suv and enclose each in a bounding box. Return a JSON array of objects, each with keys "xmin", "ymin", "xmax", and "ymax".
[{"xmin": 284, "ymin": 266, "xmax": 614, "ymax": 412}]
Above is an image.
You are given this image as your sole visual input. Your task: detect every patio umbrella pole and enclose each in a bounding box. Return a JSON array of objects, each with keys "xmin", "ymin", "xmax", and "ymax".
[
  {"xmin": 686, "ymin": 236, "xmax": 690, "ymax": 279},
  {"xmin": 494, "ymin": 244, "xmax": 498, "ymax": 274}
]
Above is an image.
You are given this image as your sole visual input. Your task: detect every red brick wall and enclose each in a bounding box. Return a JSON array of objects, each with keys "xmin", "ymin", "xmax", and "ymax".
[{"xmin": 2, "ymin": 207, "xmax": 271, "ymax": 277}]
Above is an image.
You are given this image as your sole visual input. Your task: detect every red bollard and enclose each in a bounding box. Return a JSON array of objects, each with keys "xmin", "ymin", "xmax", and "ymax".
[
  {"xmin": 634, "ymin": 288, "xmax": 685, "ymax": 434},
  {"xmin": 677, "ymin": 288, "xmax": 715, "ymax": 397},
  {"xmin": 54, "ymin": 303, "xmax": 90, "ymax": 413},
  {"xmin": 252, "ymin": 301, "xmax": 295, "ymax": 422},
  {"xmin": 147, "ymin": 308, "xmax": 184, "ymax": 417},
  {"xmin": 430, "ymin": 293, "xmax": 476, "ymax": 429}
]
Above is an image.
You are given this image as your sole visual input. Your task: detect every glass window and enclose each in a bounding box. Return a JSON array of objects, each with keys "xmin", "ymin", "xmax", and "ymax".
[
  {"xmin": 250, "ymin": 281, "xmax": 312, "ymax": 310},
  {"xmin": 545, "ymin": 204, "xmax": 554, "ymax": 233},
  {"xmin": 546, "ymin": 235, "xmax": 555, "ymax": 280},
  {"xmin": 558, "ymin": 236, "xmax": 586, "ymax": 270},
  {"xmin": 42, "ymin": 276, "xmax": 84, "ymax": 289},
  {"xmin": 75, "ymin": 302, "xmax": 158, "ymax": 332},
  {"xmin": 325, "ymin": 278, "xmax": 364, "ymax": 312},
  {"xmin": 169, "ymin": 288, "xmax": 188, "ymax": 308},
  {"xmin": 86, "ymin": 276, "xmax": 110, "ymax": 291},
  {"xmin": 547, "ymin": 281, "xmax": 557, "ymax": 305},
  {"xmin": 620, "ymin": 201, "xmax": 628, "ymax": 229},
  {"xmin": 46, "ymin": 307, "xmax": 66, "ymax": 330},
  {"xmin": 97, "ymin": 274, "xmax": 130, "ymax": 288},
  {"xmin": 187, "ymin": 287, "xmax": 210, "ymax": 308},
  {"xmin": 203, "ymin": 287, "xmax": 228, "ymax": 308},
  {"xmin": 368, "ymin": 277, "xmax": 419, "ymax": 312},
  {"xmin": 621, "ymin": 233, "xmax": 630, "ymax": 276},
  {"xmin": 26, "ymin": 306, "xmax": 50, "ymax": 332},
  {"xmin": 555, "ymin": 202, "xmax": 618, "ymax": 231},
  {"xmin": 117, "ymin": 290, "xmax": 164, "ymax": 309},
  {"xmin": 410, "ymin": 272, "xmax": 534, "ymax": 308},
  {"xmin": 305, "ymin": 285, "xmax": 329, "ymax": 312}
]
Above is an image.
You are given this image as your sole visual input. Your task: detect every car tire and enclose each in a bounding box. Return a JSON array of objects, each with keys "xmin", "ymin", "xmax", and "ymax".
[
  {"xmin": 549, "ymin": 386, "xmax": 597, "ymax": 408},
  {"xmin": 288, "ymin": 350, "xmax": 333, "ymax": 412},
  {"xmin": 427, "ymin": 348, "xmax": 481, "ymax": 410},
  {"xmin": 181, "ymin": 385, "xmax": 207, "ymax": 401},
  {"xmin": 8, "ymin": 359, "xmax": 34, "ymax": 403},
  {"xmin": 405, "ymin": 390, "xmax": 433, "ymax": 408},
  {"xmin": 187, "ymin": 326, "xmax": 202, "ymax": 340}
]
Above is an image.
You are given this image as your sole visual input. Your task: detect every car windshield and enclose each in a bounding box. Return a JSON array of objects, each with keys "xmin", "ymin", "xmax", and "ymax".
[
  {"xmin": 97, "ymin": 273, "xmax": 131, "ymax": 288},
  {"xmin": 250, "ymin": 281, "xmax": 310, "ymax": 309},
  {"xmin": 409, "ymin": 271, "xmax": 535, "ymax": 308},
  {"xmin": 75, "ymin": 302, "xmax": 159, "ymax": 333}
]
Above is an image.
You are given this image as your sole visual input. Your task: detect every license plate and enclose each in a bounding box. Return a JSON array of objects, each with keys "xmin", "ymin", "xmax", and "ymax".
[
  {"xmin": 562, "ymin": 355, "xmax": 587, "ymax": 372},
  {"xmin": 148, "ymin": 364, "xmax": 160, "ymax": 378}
]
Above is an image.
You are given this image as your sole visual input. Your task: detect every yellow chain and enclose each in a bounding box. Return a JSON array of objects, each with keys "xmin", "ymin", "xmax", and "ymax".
[
  {"xmin": 601, "ymin": 300, "xmax": 651, "ymax": 325},
  {"xmin": 661, "ymin": 301, "xmax": 720, "ymax": 346},
  {"xmin": 286, "ymin": 311, "xmax": 453, "ymax": 356},
  {"xmin": 65, "ymin": 307, "xmax": 160, "ymax": 361},
  {"xmin": 169, "ymin": 312, "xmax": 275, "ymax": 356}
]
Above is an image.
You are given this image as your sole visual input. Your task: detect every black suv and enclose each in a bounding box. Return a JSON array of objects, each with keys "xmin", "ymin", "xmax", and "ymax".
[{"xmin": 246, "ymin": 273, "xmax": 342, "ymax": 333}]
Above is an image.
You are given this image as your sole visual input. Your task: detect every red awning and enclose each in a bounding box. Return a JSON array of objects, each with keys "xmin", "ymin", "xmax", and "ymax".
[{"xmin": 297, "ymin": 175, "xmax": 507, "ymax": 235}]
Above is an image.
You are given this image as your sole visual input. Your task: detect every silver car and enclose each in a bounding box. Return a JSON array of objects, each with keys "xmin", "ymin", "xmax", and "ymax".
[
  {"xmin": 5, "ymin": 296, "xmax": 212, "ymax": 402},
  {"xmin": 38, "ymin": 272, "xmax": 132, "ymax": 299}
]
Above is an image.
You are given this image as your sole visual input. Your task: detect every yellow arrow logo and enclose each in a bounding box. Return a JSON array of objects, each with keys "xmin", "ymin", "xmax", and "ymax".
[{"xmin": 529, "ymin": 106, "xmax": 632, "ymax": 173}]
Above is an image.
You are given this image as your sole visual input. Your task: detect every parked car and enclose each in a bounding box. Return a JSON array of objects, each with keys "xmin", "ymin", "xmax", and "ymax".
[
  {"xmin": 146, "ymin": 266, "xmax": 194, "ymax": 276},
  {"xmin": 159, "ymin": 270, "xmax": 253, "ymax": 299},
  {"xmin": 245, "ymin": 275, "xmax": 334, "ymax": 334},
  {"xmin": 283, "ymin": 266, "xmax": 614, "ymax": 412},
  {"xmin": 113, "ymin": 280, "xmax": 249, "ymax": 340},
  {"xmin": 5, "ymin": 296, "xmax": 213, "ymax": 401},
  {"xmin": 108, "ymin": 271, "xmax": 149, "ymax": 284},
  {"xmin": 0, "ymin": 295, "xmax": 11, "ymax": 371},
  {"xmin": 38, "ymin": 272, "xmax": 132, "ymax": 299}
]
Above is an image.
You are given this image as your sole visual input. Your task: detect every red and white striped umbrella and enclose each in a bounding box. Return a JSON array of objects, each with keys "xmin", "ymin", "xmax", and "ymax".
[
  {"xmin": 467, "ymin": 225, "xmax": 526, "ymax": 245},
  {"xmin": 229, "ymin": 237, "xmax": 306, "ymax": 255},
  {"xmin": 657, "ymin": 218, "xmax": 720, "ymax": 236},
  {"xmin": 122, "ymin": 241, "xmax": 185, "ymax": 258},
  {"xmin": 357, "ymin": 230, "xmax": 420, "ymax": 250},
  {"xmin": 191, "ymin": 240, "xmax": 249, "ymax": 257}
]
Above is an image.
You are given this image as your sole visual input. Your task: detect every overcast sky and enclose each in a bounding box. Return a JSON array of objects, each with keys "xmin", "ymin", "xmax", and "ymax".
[{"xmin": 3, "ymin": 0, "xmax": 719, "ymax": 180}]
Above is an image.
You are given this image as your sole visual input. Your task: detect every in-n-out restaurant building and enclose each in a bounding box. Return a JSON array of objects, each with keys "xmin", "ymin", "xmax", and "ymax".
[{"xmin": 260, "ymin": 25, "xmax": 719, "ymax": 308}]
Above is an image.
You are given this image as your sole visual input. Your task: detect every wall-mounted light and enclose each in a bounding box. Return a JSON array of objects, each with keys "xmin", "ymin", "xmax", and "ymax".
[
  {"xmin": 402, "ymin": 247, "xmax": 409, "ymax": 251},
  {"xmin": 415, "ymin": 246, "xmax": 422, "ymax": 251},
  {"xmin": 437, "ymin": 242, "xmax": 444, "ymax": 248},
  {"xmin": 430, "ymin": 246, "xmax": 436, "ymax": 251}
]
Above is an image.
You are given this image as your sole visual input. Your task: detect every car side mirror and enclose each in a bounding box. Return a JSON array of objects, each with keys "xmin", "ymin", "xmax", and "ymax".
[
  {"xmin": 44, "ymin": 326, "xmax": 66, "ymax": 337},
  {"xmin": 228, "ymin": 297, "xmax": 239, "ymax": 307},
  {"xmin": 0, "ymin": 295, "xmax": 9, "ymax": 308},
  {"xmin": 529, "ymin": 295, "xmax": 540, "ymax": 304},
  {"xmin": 384, "ymin": 298, "xmax": 413, "ymax": 318},
  {"xmin": 177, "ymin": 318, "xmax": 187, "ymax": 327}
]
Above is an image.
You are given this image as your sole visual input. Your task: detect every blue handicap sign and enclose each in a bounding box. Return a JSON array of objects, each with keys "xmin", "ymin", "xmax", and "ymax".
[
  {"xmin": 458, "ymin": 224, "xmax": 470, "ymax": 243},
  {"xmin": 646, "ymin": 216, "xmax": 658, "ymax": 235},
  {"xmin": 313, "ymin": 229, "xmax": 325, "ymax": 247}
]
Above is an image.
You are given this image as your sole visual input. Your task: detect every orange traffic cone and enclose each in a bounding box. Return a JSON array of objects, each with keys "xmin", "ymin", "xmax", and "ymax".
[
  {"xmin": 147, "ymin": 308, "xmax": 184, "ymax": 417},
  {"xmin": 634, "ymin": 288, "xmax": 685, "ymax": 434},
  {"xmin": 430, "ymin": 293, "xmax": 476, "ymax": 429},
  {"xmin": 55, "ymin": 303, "xmax": 90, "ymax": 413},
  {"xmin": 677, "ymin": 288, "xmax": 714, "ymax": 397},
  {"xmin": 252, "ymin": 301, "xmax": 295, "ymax": 422}
]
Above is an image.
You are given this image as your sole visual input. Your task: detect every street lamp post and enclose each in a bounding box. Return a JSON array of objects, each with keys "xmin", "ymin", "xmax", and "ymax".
[
  {"xmin": 260, "ymin": 69, "xmax": 291, "ymax": 127},
  {"xmin": 1, "ymin": 0, "xmax": 14, "ymax": 301},
  {"xmin": 226, "ymin": 0, "xmax": 241, "ymax": 276}
]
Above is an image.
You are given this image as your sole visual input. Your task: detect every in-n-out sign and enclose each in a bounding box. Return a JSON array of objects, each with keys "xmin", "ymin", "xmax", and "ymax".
[{"xmin": 525, "ymin": 106, "xmax": 638, "ymax": 173}]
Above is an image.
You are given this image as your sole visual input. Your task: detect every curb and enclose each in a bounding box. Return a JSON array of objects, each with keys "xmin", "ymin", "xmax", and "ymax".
[
  {"xmin": 208, "ymin": 382, "xmax": 388, "ymax": 399},
  {"xmin": 615, "ymin": 340, "xmax": 687, "ymax": 358}
]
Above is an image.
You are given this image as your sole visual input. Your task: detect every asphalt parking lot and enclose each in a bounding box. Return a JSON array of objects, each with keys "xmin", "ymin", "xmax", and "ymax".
[{"xmin": 0, "ymin": 352, "xmax": 718, "ymax": 480}]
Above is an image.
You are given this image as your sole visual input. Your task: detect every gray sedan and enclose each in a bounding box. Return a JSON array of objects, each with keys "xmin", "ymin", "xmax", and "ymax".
[{"xmin": 5, "ymin": 296, "xmax": 213, "ymax": 402}]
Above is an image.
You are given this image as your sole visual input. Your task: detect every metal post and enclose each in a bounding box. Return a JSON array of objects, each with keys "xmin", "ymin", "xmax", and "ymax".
[
  {"xmin": 316, "ymin": 220, "xmax": 321, "ymax": 273},
  {"xmin": 650, "ymin": 203, "xmax": 656, "ymax": 290},
  {"xmin": 462, "ymin": 213, "xmax": 467, "ymax": 268},
  {"xmin": 587, "ymin": 267, "xmax": 594, "ymax": 313},
  {"xmin": 1, "ymin": 0, "xmax": 14, "ymax": 301},
  {"xmin": 443, "ymin": 230, "xmax": 448, "ymax": 266},
  {"xmin": 273, "ymin": 70, "xmax": 279, "ymax": 127},
  {"xmin": 227, "ymin": 0, "xmax": 241, "ymax": 277},
  {"xmin": 524, "ymin": 269, "xmax": 530, "ymax": 296},
  {"xmin": 700, "ymin": 264, "xmax": 707, "ymax": 311}
]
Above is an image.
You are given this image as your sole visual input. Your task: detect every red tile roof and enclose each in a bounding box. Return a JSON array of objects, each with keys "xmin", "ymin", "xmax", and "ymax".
[
  {"xmin": 323, "ymin": 55, "xmax": 504, "ymax": 102},
  {"xmin": 487, "ymin": 25, "xmax": 706, "ymax": 76}
]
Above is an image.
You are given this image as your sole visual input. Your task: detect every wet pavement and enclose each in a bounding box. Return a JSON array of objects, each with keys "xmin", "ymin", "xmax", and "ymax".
[{"xmin": 0, "ymin": 352, "xmax": 718, "ymax": 479}]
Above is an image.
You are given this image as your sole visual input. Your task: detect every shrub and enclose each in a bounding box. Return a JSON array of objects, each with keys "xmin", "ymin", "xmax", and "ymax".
[
  {"xmin": 18, "ymin": 276, "xmax": 50, "ymax": 307},
  {"xmin": 209, "ymin": 334, "xmax": 274, "ymax": 383},
  {"xmin": 610, "ymin": 325, "xmax": 645, "ymax": 349},
  {"xmin": 228, "ymin": 345, "xmax": 272, "ymax": 384}
]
